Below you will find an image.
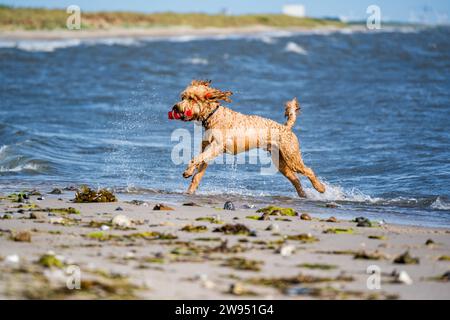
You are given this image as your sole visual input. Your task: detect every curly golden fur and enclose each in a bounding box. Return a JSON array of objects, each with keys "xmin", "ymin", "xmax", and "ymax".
[{"xmin": 171, "ymin": 80, "xmax": 325, "ymax": 198}]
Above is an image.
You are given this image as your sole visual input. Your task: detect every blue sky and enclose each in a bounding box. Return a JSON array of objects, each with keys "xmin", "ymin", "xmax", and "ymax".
[{"xmin": 1, "ymin": 0, "xmax": 449, "ymax": 23}]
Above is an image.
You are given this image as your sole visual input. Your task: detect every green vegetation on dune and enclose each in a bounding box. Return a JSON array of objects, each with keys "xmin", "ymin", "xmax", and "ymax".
[{"xmin": 0, "ymin": 6, "xmax": 346, "ymax": 31}]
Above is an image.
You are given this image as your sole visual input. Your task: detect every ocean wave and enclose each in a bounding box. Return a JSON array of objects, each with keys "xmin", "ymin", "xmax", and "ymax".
[
  {"xmin": 0, "ymin": 162, "xmax": 43, "ymax": 173},
  {"xmin": 0, "ymin": 145, "xmax": 8, "ymax": 159},
  {"xmin": 431, "ymin": 197, "xmax": 450, "ymax": 210},
  {"xmin": 15, "ymin": 39, "xmax": 81, "ymax": 52},
  {"xmin": 182, "ymin": 57, "xmax": 209, "ymax": 65},
  {"xmin": 84, "ymin": 37, "xmax": 141, "ymax": 47},
  {"xmin": 259, "ymin": 36, "xmax": 276, "ymax": 44},
  {"xmin": 284, "ymin": 41, "xmax": 308, "ymax": 55}
]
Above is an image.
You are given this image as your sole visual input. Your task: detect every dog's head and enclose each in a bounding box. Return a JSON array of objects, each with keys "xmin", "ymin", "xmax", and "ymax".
[{"xmin": 169, "ymin": 80, "xmax": 232, "ymax": 122}]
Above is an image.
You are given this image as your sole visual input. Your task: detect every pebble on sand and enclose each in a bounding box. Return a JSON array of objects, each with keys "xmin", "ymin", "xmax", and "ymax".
[
  {"xmin": 49, "ymin": 188, "xmax": 62, "ymax": 194},
  {"xmin": 300, "ymin": 213, "xmax": 311, "ymax": 221},
  {"xmin": 393, "ymin": 270, "xmax": 413, "ymax": 285},
  {"xmin": 277, "ymin": 244, "xmax": 296, "ymax": 257},
  {"xmin": 111, "ymin": 214, "xmax": 132, "ymax": 228},
  {"xmin": 224, "ymin": 201, "xmax": 236, "ymax": 210},
  {"xmin": 12, "ymin": 231, "xmax": 32, "ymax": 242},
  {"xmin": 265, "ymin": 223, "xmax": 280, "ymax": 232},
  {"xmin": 326, "ymin": 216, "xmax": 337, "ymax": 223},
  {"xmin": 153, "ymin": 204, "xmax": 174, "ymax": 211},
  {"xmin": 29, "ymin": 212, "xmax": 46, "ymax": 220}
]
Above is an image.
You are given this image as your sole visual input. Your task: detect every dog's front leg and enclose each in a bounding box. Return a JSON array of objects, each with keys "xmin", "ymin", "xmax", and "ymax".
[
  {"xmin": 187, "ymin": 162, "xmax": 208, "ymax": 194},
  {"xmin": 183, "ymin": 141, "xmax": 222, "ymax": 178}
]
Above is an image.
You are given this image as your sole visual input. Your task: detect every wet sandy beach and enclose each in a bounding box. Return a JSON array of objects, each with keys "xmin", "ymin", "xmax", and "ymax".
[{"xmin": 0, "ymin": 190, "xmax": 449, "ymax": 299}]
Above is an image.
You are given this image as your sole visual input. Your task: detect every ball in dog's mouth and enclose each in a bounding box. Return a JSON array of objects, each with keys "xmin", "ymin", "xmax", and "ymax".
[{"xmin": 168, "ymin": 108, "xmax": 192, "ymax": 120}]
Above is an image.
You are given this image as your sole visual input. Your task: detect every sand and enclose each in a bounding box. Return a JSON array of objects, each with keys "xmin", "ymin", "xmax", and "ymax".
[
  {"xmin": 0, "ymin": 25, "xmax": 363, "ymax": 41},
  {"xmin": 0, "ymin": 191, "xmax": 449, "ymax": 300}
]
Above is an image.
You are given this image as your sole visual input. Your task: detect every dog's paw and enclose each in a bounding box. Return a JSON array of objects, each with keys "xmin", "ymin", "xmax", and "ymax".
[
  {"xmin": 183, "ymin": 167, "xmax": 195, "ymax": 178},
  {"xmin": 182, "ymin": 171, "xmax": 192, "ymax": 178}
]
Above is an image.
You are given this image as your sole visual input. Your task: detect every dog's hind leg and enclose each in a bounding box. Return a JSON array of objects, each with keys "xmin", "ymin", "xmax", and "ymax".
[
  {"xmin": 272, "ymin": 150, "xmax": 306, "ymax": 198},
  {"xmin": 280, "ymin": 162, "xmax": 307, "ymax": 198},
  {"xmin": 297, "ymin": 164, "xmax": 325, "ymax": 193},
  {"xmin": 187, "ymin": 162, "xmax": 208, "ymax": 194}
]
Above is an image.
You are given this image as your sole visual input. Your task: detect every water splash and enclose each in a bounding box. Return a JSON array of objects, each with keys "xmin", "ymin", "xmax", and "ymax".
[
  {"xmin": 284, "ymin": 41, "xmax": 308, "ymax": 55},
  {"xmin": 431, "ymin": 197, "xmax": 450, "ymax": 210},
  {"xmin": 182, "ymin": 57, "xmax": 209, "ymax": 65}
]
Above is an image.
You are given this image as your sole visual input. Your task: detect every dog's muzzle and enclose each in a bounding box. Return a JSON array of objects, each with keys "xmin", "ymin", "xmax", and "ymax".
[{"xmin": 168, "ymin": 105, "xmax": 192, "ymax": 120}]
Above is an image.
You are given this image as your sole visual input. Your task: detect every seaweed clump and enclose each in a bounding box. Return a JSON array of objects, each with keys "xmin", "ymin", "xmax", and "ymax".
[
  {"xmin": 286, "ymin": 233, "xmax": 319, "ymax": 243},
  {"xmin": 222, "ymin": 257, "xmax": 263, "ymax": 271},
  {"xmin": 354, "ymin": 250, "xmax": 386, "ymax": 260},
  {"xmin": 181, "ymin": 225, "xmax": 208, "ymax": 233},
  {"xmin": 256, "ymin": 206, "xmax": 297, "ymax": 217},
  {"xmin": 74, "ymin": 186, "xmax": 117, "ymax": 203},
  {"xmin": 48, "ymin": 207, "xmax": 80, "ymax": 215},
  {"xmin": 297, "ymin": 263, "xmax": 337, "ymax": 270},
  {"xmin": 38, "ymin": 253, "xmax": 64, "ymax": 268},
  {"xmin": 393, "ymin": 251, "xmax": 420, "ymax": 264},
  {"xmin": 213, "ymin": 224, "xmax": 251, "ymax": 236},
  {"xmin": 323, "ymin": 228, "xmax": 354, "ymax": 234},
  {"xmin": 247, "ymin": 273, "xmax": 353, "ymax": 291}
]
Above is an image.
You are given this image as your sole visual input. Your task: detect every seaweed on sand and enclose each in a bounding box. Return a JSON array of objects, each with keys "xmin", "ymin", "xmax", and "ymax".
[
  {"xmin": 297, "ymin": 263, "xmax": 337, "ymax": 270},
  {"xmin": 213, "ymin": 224, "xmax": 251, "ymax": 236},
  {"xmin": 38, "ymin": 253, "xmax": 64, "ymax": 268},
  {"xmin": 368, "ymin": 235, "xmax": 387, "ymax": 240},
  {"xmin": 256, "ymin": 206, "xmax": 297, "ymax": 217},
  {"xmin": 354, "ymin": 250, "xmax": 387, "ymax": 260},
  {"xmin": 85, "ymin": 220, "xmax": 135, "ymax": 230},
  {"xmin": 323, "ymin": 228, "xmax": 354, "ymax": 234},
  {"xmin": 181, "ymin": 225, "xmax": 208, "ymax": 233},
  {"xmin": 74, "ymin": 186, "xmax": 117, "ymax": 203},
  {"xmin": 222, "ymin": 257, "xmax": 263, "ymax": 271},
  {"xmin": 286, "ymin": 233, "xmax": 319, "ymax": 243},
  {"xmin": 85, "ymin": 231, "xmax": 177, "ymax": 242},
  {"xmin": 7, "ymin": 192, "xmax": 29, "ymax": 203},
  {"xmin": 86, "ymin": 231, "xmax": 118, "ymax": 241},
  {"xmin": 247, "ymin": 273, "xmax": 353, "ymax": 291},
  {"xmin": 393, "ymin": 251, "xmax": 419, "ymax": 264},
  {"xmin": 195, "ymin": 216, "xmax": 224, "ymax": 224},
  {"xmin": 125, "ymin": 231, "xmax": 178, "ymax": 241},
  {"xmin": 170, "ymin": 240, "xmax": 247, "ymax": 261},
  {"xmin": 47, "ymin": 207, "xmax": 80, "ymax": 215}
]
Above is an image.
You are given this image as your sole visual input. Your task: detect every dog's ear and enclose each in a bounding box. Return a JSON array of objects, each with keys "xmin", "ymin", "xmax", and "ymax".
[
  {"xmin": 191, "ymin": 79, "xmax": 211, "ymax": 87},
  {"xmin": 204, "ymin": 88, "xmax": 233, "ymax": 103}
]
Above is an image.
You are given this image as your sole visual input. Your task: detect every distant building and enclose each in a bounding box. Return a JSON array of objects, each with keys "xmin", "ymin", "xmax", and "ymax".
[{"xmin": 282, "ymin": 4, "xmax": 306, "ymax": 18}]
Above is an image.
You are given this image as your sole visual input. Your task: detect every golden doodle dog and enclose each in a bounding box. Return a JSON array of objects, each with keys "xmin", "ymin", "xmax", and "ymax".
[{"xmin": 169, "ymin": 80, "xmax": 325, "ymax": 198}]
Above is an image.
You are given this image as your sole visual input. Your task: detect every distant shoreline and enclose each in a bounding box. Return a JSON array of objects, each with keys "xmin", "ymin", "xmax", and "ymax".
[{"xmin": 0, "ymin": 25, "xmax": 365, "ymax": 41}]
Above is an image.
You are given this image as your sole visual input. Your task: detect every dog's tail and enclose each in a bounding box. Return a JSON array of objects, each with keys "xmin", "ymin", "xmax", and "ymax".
[{"xmin": 284, "ymin": 98, "xmax": 300, "ymax": 130}]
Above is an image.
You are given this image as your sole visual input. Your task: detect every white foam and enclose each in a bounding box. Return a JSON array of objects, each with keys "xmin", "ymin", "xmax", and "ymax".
[
  {"xmin": 15, "ymin": 39, "xmax": 81, "ymax": 52},
  {"xmin": 0, "ymin": 145, "xmax": 7, "ymax": 158},
  {"xmin": 259, "ymin": 36, "xmax": 276, "ymax": 44},
  {"xmin": 0, "ymin": 41, "xmax": 16, "ymax": 48},
  {"xmin": 304, "ymin": 181, "xmax": 379, "ymax": 202},
  {"xmin": 431, "ymin": 197, "xmax": 450, "ymax": 210},
  {"xmin": 0, "ymin": 163, "xmax": 42, "ymax": 173},
  {"xmin": 284, "ymin": 41, "xmax": 308, "ymax": 55},
  {"xmin": 85, "ymin": 37, "xmax": 141, "ymax": 46},
  {"xmin": 183, "ymin": 57, "xmax": 209, "ymax": 65}
]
